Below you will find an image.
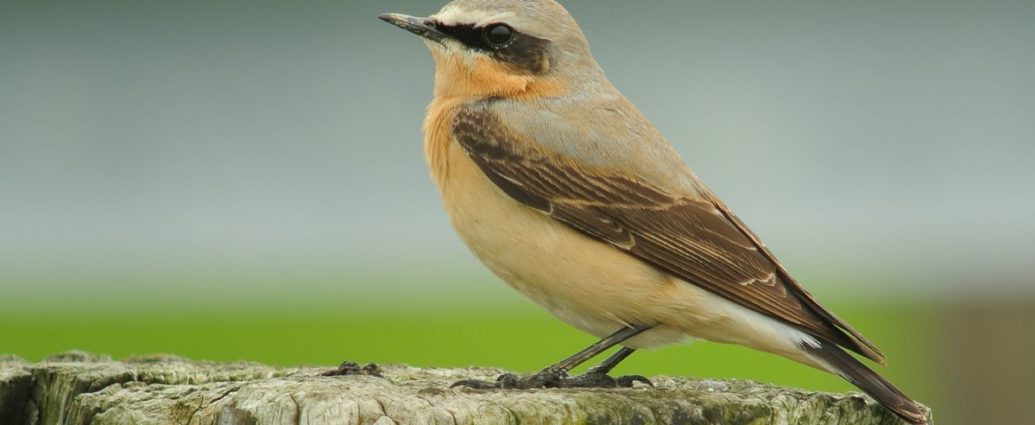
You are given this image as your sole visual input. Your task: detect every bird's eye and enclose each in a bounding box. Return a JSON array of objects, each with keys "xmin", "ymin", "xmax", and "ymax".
[{"xmin": 483, "ymin": 24, "xmax": 514, "ymax": 47}]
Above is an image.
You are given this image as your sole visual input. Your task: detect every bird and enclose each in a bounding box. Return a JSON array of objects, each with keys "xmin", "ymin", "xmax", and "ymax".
[{"xmin": 378, "ymin": 1, "xmax": 927, "ymax": 423}]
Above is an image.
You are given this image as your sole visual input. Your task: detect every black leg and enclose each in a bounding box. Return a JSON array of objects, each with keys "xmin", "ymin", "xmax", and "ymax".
[
  {"xmin": 576, "ymin": 346, "xmax": 653, "ymax": 387},
  {"xmin": 542, "ymin": 324, "xmax": 651, "ymax": 375},
  {"xmin": 588, "ymin": 346, "xmax": 636, "ymax": 374},
  {"xmin": 452, "ymin": 324, "xmax": 654, "ymax": 390}
]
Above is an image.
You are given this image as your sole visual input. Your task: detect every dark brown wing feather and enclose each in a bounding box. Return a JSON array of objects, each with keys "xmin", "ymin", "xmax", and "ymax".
[{"xmin": 453, "ymin": 106, "xmax": 885, "ymax": 363}]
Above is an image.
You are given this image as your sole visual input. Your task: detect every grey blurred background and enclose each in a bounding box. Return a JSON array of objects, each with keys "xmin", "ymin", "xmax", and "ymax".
[
  {"xmin": 1, "ymin": 1, "xmax": 1033, "ymax": 423},
  {"xmin": 2, "ymin": 0, "xmax": 1032, "ymax": 300}
]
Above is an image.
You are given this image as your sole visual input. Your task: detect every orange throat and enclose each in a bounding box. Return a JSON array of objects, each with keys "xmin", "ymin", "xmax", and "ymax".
[
  {"xmin": 428, "ymin": 48, "xmax": 563, "ymax": 99},
  {"xmin": 422, "ymin": 49, "xmax": 564, "ymax": 188}
]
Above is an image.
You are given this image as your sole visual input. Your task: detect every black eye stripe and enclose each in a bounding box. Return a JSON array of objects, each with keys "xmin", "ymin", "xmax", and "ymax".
[
  {"xmin": 432, "ymin": 24, "xmax": 500, "ymax": 51},
  {"xmin": 431, "ymin": 22, "xmax": 552, "ymax": 75}
]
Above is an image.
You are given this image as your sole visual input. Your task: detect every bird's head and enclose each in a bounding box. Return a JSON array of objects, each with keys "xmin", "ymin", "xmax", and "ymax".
[{"xmin": 380, "ymin": 0, "xmax": 603, "ymax": 99}]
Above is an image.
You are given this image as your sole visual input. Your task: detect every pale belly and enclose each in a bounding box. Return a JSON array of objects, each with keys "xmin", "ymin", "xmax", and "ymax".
[{"xmin": 432, "ymin": 141, "xmax": 695, "ymax": 348}]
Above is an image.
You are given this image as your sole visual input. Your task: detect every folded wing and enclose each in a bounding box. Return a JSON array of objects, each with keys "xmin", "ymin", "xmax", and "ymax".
[{"xmin": 452, "ymin": 103, "xmax": 885, "ymax": 363}]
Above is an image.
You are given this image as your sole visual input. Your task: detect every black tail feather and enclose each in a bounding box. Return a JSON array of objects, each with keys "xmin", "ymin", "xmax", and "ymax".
[{"xmin": 804, "ymin": 342, "xmax": 929, "ymax": 424}]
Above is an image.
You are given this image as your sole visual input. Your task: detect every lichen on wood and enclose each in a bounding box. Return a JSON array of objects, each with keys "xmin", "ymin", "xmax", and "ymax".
[{"xmin": 0, "ymin": 351, "xmax": 930, "ymax": 425}]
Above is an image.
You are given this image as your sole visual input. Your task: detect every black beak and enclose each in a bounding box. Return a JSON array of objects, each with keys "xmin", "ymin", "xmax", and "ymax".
[{"xmin": 378, "ymin": 13, "xmax": 447, "ymax": 43}]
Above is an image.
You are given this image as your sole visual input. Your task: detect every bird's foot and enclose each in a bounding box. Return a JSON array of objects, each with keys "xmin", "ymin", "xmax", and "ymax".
[
  {"xmin": 564, "ymin": 371, "xmax": 654, "ymax": 388},
  {"xmin": 451, "ymin": 370, "xmax": 652, "ymax": 389},
  {"xmin": 450, "ymin": 371, "xmax": 558, "ymax": 390},
  {"xmin": 320, "ymin": 361, "xmax": 384, "ymax": 378}
]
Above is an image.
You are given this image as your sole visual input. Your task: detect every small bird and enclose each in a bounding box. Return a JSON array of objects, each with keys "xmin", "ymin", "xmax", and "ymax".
[{"xmin": 379, "ymin": 1, "xmax": 927, "ymax": 423}]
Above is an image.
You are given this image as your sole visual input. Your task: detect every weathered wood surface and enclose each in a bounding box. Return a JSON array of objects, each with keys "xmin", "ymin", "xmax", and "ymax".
[{"xmin": 0, "ymin": 351, "xmax": 930, "ymax": 425}]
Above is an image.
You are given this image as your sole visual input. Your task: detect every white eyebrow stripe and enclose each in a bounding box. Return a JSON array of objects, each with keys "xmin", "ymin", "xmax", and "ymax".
[
  {"xmin": 475, "ymin": 12, "xmax": 516, "ymax": 28},
  {"xmin": 433, "ymin": 7, "xmax": 514, "ymax": 28}
]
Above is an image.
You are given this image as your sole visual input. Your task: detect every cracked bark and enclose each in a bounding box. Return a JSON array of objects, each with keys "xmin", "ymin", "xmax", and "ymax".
[{"xmin": 0, "ymin": 351, "xmax": 931, "ymax": 425}]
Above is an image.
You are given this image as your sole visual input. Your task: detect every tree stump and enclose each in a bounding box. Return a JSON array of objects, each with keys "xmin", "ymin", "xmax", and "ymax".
[{"xmin": 0, "ymin": 351, "xmax": 930, "ymax": 425}]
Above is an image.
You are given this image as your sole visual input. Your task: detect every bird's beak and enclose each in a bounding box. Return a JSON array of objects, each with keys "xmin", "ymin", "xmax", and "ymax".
[{"xmin": 378, "ymin": 13, "xmax": 447, "ymax": 43}]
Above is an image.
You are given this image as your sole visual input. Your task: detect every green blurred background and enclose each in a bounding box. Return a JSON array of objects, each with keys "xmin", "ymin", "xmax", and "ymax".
[{"xmin": 2, "ymin": 1, "xmax": 1033, "ymax": 424}]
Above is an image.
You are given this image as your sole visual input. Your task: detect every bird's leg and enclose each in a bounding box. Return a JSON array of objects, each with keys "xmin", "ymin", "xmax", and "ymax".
[
  {"xmin": 588, "ymin": 346, "xmax": 637, "ymax": 374},
  {"xmin": 561, "ymin": 346, "xmax": 653, "ymax": 387},
  {"xmin": 452, "ymin": 324, "xmax": 653, "ymax": 389}
]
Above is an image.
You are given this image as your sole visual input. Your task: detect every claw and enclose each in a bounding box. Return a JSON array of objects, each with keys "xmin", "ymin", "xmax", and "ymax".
[
  {"xmin": 449, "ymin": 370, "xmax": 650, "ymax": 390},
  {"xmin": 450, "ymin": 379, "xmax": 498, "ymax": 389},
  {"xmin": 616, "ymin": 375, "xmax": 654, "ymax": 388}
]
